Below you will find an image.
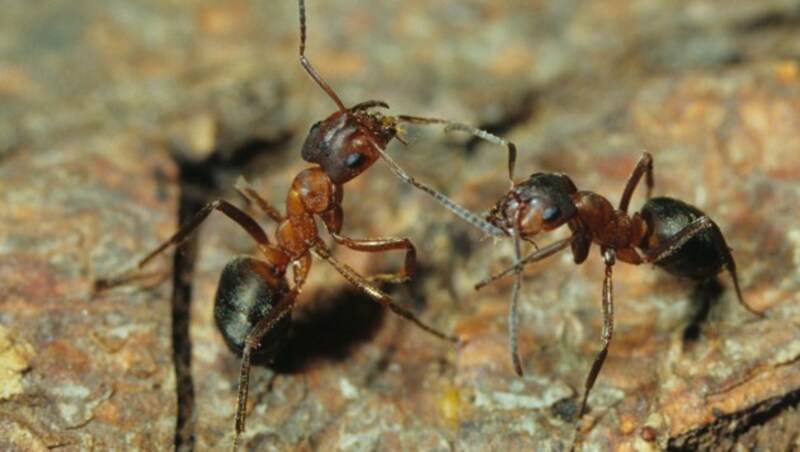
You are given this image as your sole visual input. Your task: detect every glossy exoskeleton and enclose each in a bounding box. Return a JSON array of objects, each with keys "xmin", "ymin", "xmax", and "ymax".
[
  {"xmin": 96, "ymin": 0, "xmax": 516, "ymax": 448},
  {"xmin": 213, "ymin": 256, "xmax": 291, "ymax": 360},
  {"xmin": 404, "ymin": 150, "xmax": 763, "ymax": 434}
]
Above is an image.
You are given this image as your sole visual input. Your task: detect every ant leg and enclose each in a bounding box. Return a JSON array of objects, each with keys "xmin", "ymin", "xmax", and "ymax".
[
  {"xmin": 96, "ymin": 200, "xmax": 287, "ymax": 290},
  {"xmin": 618, "ymin": 152, "xmax": 654, "ymax": 213},
  {"xmin": 329, "ymin": 232, "xmax": 416, "ymax": 284},
  {"xmin": 578, "ymin": 250, "xmax": 615, "ymax": 417},
  {"xmin": 396, "ymin": 115, "xmax": 517, "ymax": 185},
  {"xmin": 233, "ymin": 285, "xmax": 301, "ymax": 450},
  {"xmin": 233, "ymin": 255, "xmax": 310, "ymax": 448},
  {"xmin": 508, "ymin": 229, "xmax": 525, "ymax": 376},
  {"xmin": 572, "ymin": 250, "xmax": 616, "ymax": 448},
  {"xmin": 369, "ymin": 140, "xmax": 505, "ymax": 238},
  {"xmin": 475, "ymin": 237, "xmax": 573, "ymax": 290},
  {"xmin": 312, "ymin": 242, "xmax": 457, "ymax": 342},
  {"xmin": 234, "ymin": 176, "xmax": 285, "ymax": 223},
  {"xmin": 643, "ymin": 216, "xmax": 762, "ymax": 317}
]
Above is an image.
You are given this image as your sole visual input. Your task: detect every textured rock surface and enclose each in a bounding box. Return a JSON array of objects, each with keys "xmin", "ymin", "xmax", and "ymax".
[{"xmin": 1, "ymin": 0, "xmax": 799, "ymax": 450}]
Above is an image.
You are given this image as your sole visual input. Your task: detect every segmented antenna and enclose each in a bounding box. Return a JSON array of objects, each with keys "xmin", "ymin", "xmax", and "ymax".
[{"xmin": 299, "ymin": 0, "xmax": 347, "ymax": 112}]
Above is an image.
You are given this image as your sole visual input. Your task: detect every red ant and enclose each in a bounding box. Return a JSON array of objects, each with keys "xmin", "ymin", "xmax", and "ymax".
[
  {"xmin": 392, "ymin": 149, "xmax": 763, "ymax": 436},
  {"xmin": 96, "ymin": 0, "xmax": 513, "ymax": 448}
]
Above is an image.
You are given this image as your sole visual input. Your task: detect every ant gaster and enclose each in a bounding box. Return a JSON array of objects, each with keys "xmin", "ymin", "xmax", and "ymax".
[
  {"xmin": 96, "ymin": 0, "xmax": 516, "ymax": 448},
  {"xmin": 396, "ymin": 149, "xmax": 763, "ymax": 429}
]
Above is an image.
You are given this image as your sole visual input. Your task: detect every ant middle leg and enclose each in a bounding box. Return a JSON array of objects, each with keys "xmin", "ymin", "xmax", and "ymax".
[
  {"xmin": 570, "ymin": 249, "xmax": 617, "ymax": 452},
  {"xmin": 618, "ymin": 152, "xmax": 654, "ymax": 213},
  {"xmin": 328, "ymin": 232, "xmax": 417, "ymax": 284},
  {"xmin": 312, "ymin": 242, "xmax": 456, "ymax": 342},
  {"xmin": 577, "ymin": 249, "xmax": 616, "ymax": 420},
  {"xmin": 317, "ymin": 204, "xmax": 416, "ymax": 283}
]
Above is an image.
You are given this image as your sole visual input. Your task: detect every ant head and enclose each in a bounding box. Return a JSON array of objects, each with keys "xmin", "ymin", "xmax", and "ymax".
[
  {"xmin": 297, "ymin": 2, "xmax": 399, "ymax": 185},
  {"xmin": 301, "ymin": 105, "xmax": 398, "ymax": 185},
  {"xmin": 505, "ymin": 173, "xmax": 578, "ymax": 236}
]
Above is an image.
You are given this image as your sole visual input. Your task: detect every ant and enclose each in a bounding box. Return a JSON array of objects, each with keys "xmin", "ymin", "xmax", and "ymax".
[
  {"xmin": 96, "ymin": 0, "xmax": 515, "ymax": 448},
  {"xmin": 391, "ymin": 148, "xmax": 763, "ymax": 436}
]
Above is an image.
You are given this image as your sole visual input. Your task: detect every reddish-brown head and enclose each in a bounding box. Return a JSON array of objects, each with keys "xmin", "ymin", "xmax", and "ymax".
[
  {"xmin": 491, "ymin": 172, "xmax": 578, "ymax": 237},
  {"xmin": 301, "ymin": 108, "xmax": 398, "ymax": 185}
]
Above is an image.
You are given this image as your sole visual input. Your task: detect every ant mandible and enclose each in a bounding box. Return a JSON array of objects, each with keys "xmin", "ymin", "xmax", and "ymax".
[
  {"xmin": 394, "ymin": 148, "xmax": 762, "ymax": 427},
  {"xmin": 96, "ymin": 0, "xmax": 517, "ymax": 448}
]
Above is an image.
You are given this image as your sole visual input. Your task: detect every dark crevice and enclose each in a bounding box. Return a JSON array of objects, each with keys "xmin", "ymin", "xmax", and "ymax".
[
  {"xmin": 464, "ymin": 89, "xmax": 540, "ymax": 154},
  {"xmin": 735, "ymin": 7, "xmax": 800, "ymax": 33},
  {"xmin": 168, "ymin": 134, "xmax": 291, "ymax": 452},
  {"xmin": 171, "ymin": 195, "xmax": 198, "ymax": 452},
  {"xmin": 668, "ymin": 388, "xmax": 800, "ymax": 451}
]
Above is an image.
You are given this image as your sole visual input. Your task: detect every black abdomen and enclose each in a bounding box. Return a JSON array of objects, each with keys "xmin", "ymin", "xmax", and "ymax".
[
  {"xmin": 640, "ymin": 197, "xmax": 724, "ymax": 279},
  {"xmin": 214, "ymin": 256, "xmax": 292, "ymax": 357}
]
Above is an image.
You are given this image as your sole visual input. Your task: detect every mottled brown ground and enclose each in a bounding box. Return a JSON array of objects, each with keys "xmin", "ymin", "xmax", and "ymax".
[{"xmin": 1, "ymin": 0, "xmax": 799, "ymax": 450}]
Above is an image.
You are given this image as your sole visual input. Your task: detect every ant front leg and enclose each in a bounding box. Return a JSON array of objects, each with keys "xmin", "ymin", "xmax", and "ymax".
[
  {"xmin": 96, "ymin": 199, "xmax": 286, "ymax": 290},
  {"xmin": 618, "ymin": 152, "xmax": 654, "ymax": 214},
  {"xmin": 312, "ymin": 241, "xmax": 457, "ymax": 342},
  {"xmin": 507, "ymin": 229, "xmax": 525, "ymax": 376},
  {"xmin": 475, "ymin": 236, "xmax": 574, "ymax": 376},
  {"xmin": 475, "ymin": 237, "xmax": 574, "ymax": 290}
]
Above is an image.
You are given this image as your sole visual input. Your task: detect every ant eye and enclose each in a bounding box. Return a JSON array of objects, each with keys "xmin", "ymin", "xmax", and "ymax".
[
  {"xmin": 542, "ymin": 206, "xmax": 560, "ymax": 222},
  {"xmin": 345, "ymin": 153, "xmax": 365, "ymax": 169},
  {"xmin": 309, "ymin": 121, "xmax": 321, "ymax": 135}
]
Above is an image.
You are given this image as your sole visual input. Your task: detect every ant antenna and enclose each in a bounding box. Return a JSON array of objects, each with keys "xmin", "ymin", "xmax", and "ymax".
[
  {"xmin": 367, "ymin": 136, "xmax": 506, "ymax": 238},
  {"xmin": 299, "ymin": 0, "xmax": 347, "ymax": 112},
  {"xmin": 397, "ymin": 115, "xmax": 518, "ymax": 185}
]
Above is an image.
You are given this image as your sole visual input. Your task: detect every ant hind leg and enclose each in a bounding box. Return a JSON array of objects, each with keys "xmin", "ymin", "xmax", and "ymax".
[
  {"xmin": 642, "ymin": 216, "xmax": 761, "ymax": 317},
  {"xmin": 618, "ymin": 152, "xmax": 654, "ymax": 213},
  {"xmin": 95, "ymin": 199, "xmax": 282, "ymax": 291},
  {"xmin": 233, "ymin": 286, "xmax": 300, "ymax": 449},
  {"xmin": 571, "ymin": 249, "xmax": 616, "ymax": 450}
]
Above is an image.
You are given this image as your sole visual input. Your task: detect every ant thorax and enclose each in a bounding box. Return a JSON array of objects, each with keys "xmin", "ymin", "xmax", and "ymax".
[{"xmin": 571, "ymin": 191, "xmax": 645, "ymax": 251}]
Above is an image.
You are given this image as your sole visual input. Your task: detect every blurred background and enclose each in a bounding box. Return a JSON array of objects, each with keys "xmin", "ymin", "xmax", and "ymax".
[{"xmin": 1, "ymin": 0, "xmax": 799, "ymax": 450}]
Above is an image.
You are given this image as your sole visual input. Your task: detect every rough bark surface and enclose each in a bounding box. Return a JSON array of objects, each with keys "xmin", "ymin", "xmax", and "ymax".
[{"xmin": 1, "ymin": 0, "xmax": 799, "ymax": 450}]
